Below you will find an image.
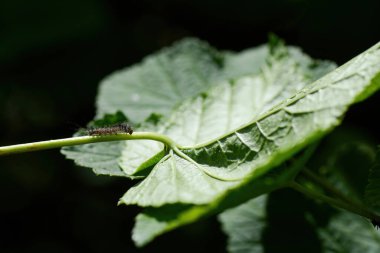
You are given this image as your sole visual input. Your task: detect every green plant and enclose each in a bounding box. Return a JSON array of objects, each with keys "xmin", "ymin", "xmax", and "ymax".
[{"xmin": 1, "ymin": 37, "xmax": 380, "ymax": 252}]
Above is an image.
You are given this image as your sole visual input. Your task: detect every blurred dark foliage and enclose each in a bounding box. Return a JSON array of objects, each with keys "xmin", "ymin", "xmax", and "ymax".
[{"xmin": 0, "ymin": 0, "xmax": 379, "ymax": 252}]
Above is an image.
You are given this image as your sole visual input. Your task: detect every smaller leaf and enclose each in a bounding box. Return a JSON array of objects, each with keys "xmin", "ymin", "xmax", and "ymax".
[
  {"xmin": 219, "ymin": 190, "xmax": 380, "ymax": 253},
  {"xmin": 316, "ymin": 212, "xmax": 380, "ymax": 253},
  {"xmin": 219, "ymin": 195, "xmax": 267, "ymax": 253},
  {"xmin": 132, "ymin": 204, "xmax": 205, "ymax": 247}
]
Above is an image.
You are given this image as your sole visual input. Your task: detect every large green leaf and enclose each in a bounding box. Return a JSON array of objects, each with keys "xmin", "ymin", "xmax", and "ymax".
[
  {"xmin": 63, "ymin": 38, "xmax": 273, "ymax": 177},
  {"xmin": 62, "ymin": 39, "xmax": 380, "ymax": 247},
  {"xmin": 64, "ymin": 38, "xmax": 332, "ymax": 178},
  {"xmin": 121, "ymin": 42, "xmax": 380, "ymax": 207},
  {"xmin": 219, "ymin": 191, "xmax": 380, "ymax": 253},
  {"xmin": 120, "ymin": 41, "xmax": 336, "ymax": 204},
  {"xmin": 126, "ymin": 41, "xmax": 380, "ymax": 246},
  {"xmin": 118, "ymin": 41, "xmax": 333, "ymax": 177}
]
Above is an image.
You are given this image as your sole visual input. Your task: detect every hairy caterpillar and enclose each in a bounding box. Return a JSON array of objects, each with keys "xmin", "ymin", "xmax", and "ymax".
[{"xmin": 87, "ymin": 122, "xmax": 133, "ymax": 136}]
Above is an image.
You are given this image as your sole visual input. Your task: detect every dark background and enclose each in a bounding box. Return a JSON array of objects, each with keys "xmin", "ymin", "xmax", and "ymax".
[{"xmin": 0, "ymin": 0, "xmax": 379, "ymax": 252}]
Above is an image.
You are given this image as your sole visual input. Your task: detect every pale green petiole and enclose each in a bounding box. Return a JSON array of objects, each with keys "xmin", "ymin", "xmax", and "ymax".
[
  {"xmin": 0, "ymin": 131, "xmax": 239, "ymax": 181},
  {"xmin": 0, "ymin": 132, "xmax": 180, "ymax": 156}
]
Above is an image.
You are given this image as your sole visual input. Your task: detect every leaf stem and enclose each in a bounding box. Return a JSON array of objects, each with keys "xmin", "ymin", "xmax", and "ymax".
[
  {"xmin": 299, "ymin": 168, "xmax": 380, "ymax": 223},
  {"xmin": 0, "ymin": 132, "xmax": 180, "ymax": 156},
  {"xmin": 300, "ymin": 168, "xmax": 355, "ymax": 205},
  {"xmin": 289, "ymin": 181, "xmax": 380, "ymax": 222}
]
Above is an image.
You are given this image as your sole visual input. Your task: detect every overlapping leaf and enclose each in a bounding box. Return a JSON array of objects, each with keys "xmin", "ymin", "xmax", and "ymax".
[
  {"xmin": 219, "ymin": 192, "xmax": 380, "ymax": 253},
  {"xmin": 219, "ymin": 196, "xmax": 267, "ymax": 253}
]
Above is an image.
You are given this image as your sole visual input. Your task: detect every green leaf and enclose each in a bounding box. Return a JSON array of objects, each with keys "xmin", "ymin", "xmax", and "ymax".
[
  {"xmin": 132, "ymin": 204, "xmax": 211, "ymax": 248},
  {"xmin": 219, "ymin": 195, "xmax": 267, "ymax": 253},
  {"xmin": 219, "ymin": 192, "xmax": 380, "ymax": 253},
  {"xmin": 131, "ymin": 146, "xmax": 318, "ymax": 246},
  {"xmin": 64, "ymin": 38, "xmax": 278, "ymax": 177},
  {"xmin": 131, "ymin": 177, "xmax": 276, "ymax": 248},
  {"xmin": 121, "ymin": 42, "xmax": 380, "ymax": 207},
  {"xmin": 62, "ymin": 141, "xmax": 127, "ymax": 176},
  {"xmin": 365, "ymin": 149, "xmax": 380, "ymax": 210},
  {"xmin": 65, "ymin": 38, "xmax": 332, "ymax": 178},
  {"xmin": 120, "ymin": 43, "xmax": 333, "ymax": 177},
  {"xmin": 62, "ymin": 39, "xmax": 380, "ymax": 247},
  {"xmin": 316, "ymin": 212, "xmax": 380, "ymax": 253},
  {"xmin": 96, "ymin": 38, "xmax": 270, "ymax": 123},
  {"xmin": 125, "ymin": 41, "xmax": 380, "ymax": 246}
]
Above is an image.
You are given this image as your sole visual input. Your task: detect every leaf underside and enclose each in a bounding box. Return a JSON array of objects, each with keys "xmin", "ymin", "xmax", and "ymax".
[
  {"xmin": 62, "ymin": 38, "xmax": 380, "ymax": 247},
  {"xmin": 62, "ymin": 39, "xmax": 273, "ymax": 177},
  {"xmin": 121, "ymin": 41, "xmax": 380, "ymax": 207}
]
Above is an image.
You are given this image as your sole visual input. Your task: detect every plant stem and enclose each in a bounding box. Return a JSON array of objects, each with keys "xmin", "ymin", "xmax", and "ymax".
[
  {"xmin": 0, "ymin": 132, "xmax": 179, "ymax": 156},
  {"xmin": 298, "ymin": 168, "xmax": 380, "ymax": 223},
  {"xmin": 300, "ymin": 168, "xmax": 354, "ymax": 205},
  {"xmin": 289, "ymin": 181, "xmax": 380, "ymax": 222}
]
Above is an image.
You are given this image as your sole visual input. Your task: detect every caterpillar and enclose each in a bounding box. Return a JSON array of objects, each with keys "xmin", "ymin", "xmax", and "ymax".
[{"xmin": 87, "ymin": 122, "xmax": 133, "ymax": 136}]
